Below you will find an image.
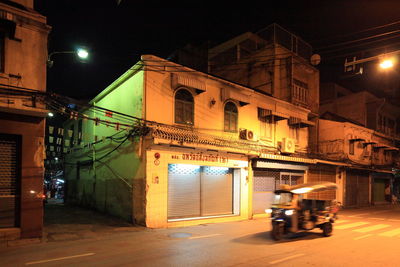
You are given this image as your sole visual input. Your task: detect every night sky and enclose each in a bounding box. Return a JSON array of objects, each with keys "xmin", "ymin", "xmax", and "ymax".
[{"xmin": 34, "ymin": 1, "xmax": 400, "ymax": 99}]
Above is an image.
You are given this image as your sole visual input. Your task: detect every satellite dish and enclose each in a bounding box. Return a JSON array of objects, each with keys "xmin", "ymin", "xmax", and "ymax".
[{"xmin": 310, "ymin": 54, "xmax": 321, "ymax": 66}]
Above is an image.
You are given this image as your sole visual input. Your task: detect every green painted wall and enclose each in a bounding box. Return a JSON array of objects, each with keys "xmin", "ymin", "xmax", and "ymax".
[{"xmin": 64, "ymin": 66, "xmax": 145, "ymax": 223}]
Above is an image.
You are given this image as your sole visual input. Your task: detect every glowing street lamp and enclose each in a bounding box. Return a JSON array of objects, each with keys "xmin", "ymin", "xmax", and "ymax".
[
  {"xmin": 47, "ymin": 47, "xmax": 90, "ymax": 68},
  {"xmin": 76, "ymin": 48, "xmax": 89, "ymax": 60},
  {"xmin": 379, "ymin": 58, "xmax": 394, "ymax": 69}
]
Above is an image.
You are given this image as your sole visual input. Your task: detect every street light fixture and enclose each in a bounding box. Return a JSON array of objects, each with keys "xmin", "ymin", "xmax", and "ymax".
[
  {"xmin": 379, "ymin": 58, "xmax": 394, "ymax": 69},
  {"xmin": 76, "ymin": 48, "xmax": 89, "ymax": 60},
  {"xmin": 47, "ymin": 47, "xmax": 90, "ymax": 68}
]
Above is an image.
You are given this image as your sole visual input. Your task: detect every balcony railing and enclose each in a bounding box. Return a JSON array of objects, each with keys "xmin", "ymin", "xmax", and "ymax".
[
  {"xmin": 256, "ymin": 24, "xmax": 313, "ymax": 61},
  {"xmin": 291, "ymin": 84, "xmax": 309, "ymax": 109}
]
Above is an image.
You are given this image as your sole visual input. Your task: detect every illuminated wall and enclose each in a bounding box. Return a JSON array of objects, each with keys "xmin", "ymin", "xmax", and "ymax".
[
  {"xmin": 143, "ymin": 55, "xmax": 312, "ymax": 155},
  {"xmin": 64, "ymin": 66, "xmax": 145, "ymax": 223}
]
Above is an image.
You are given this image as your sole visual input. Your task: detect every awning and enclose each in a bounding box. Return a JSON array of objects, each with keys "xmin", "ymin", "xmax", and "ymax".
[
  {"xmin": 350, "ymin": 138, "xmax": 365, "ymax": 142},
  {"xmin": 258, "ymin": 108, "xmax": 289, "ymax": 121},
  {"xmin": 288, "ymin": 117, "xmax": 315, "ymax": 128},
  {"xmin": 258, "ymin": 153, "xmax": 317, "ymax": 164},
  {"xmin": 363, "ymin": 141, "xmax": 377, "ymax": 145},
  {"xmin": 384, "ymin": 146, "xmax": 399, "ymax": 151},
  {"xmin": 373, "ymin": 143, "xmax": 390, "ymax": 149},
  {"xmin": 171, "ymin": 73, "xmax": 206, "ymax": 94},
  {"xmin": 253, "ymin": 159, "xmax": 309, "ymax": 170}
]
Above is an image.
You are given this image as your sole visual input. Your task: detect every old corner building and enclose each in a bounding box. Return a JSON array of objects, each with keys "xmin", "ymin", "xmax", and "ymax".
[
  {"xmin": 0, "ymin": 0, "xmax": 50, "ymax": 240},
  {"xmin": 63, "ymin": 24, "xmax": 399, "ymax": 228}
]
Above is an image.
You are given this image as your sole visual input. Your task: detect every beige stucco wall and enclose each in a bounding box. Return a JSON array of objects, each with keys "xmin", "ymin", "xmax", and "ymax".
[
  {"xmin": 319, "ymin": 119, "xmax": 396, "ymax": 166},
  {"xmin": 143, "ymin": 55, "xmax": 311, "ymax": 154}
]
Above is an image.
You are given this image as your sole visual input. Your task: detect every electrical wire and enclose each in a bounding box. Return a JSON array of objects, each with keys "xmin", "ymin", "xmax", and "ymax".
[
  {"xmin": 313, "ymin": 20, "xmax": 400, "ymax": 44},
  {"xmin": 317, "ymin": 30, "xmax": 400, "ymax": 51}
]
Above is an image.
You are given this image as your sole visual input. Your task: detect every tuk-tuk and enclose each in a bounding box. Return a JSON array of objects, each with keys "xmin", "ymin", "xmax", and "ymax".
[{"xmin": 266, "ymin": 182, "xmax": 340, "ymax": 241}]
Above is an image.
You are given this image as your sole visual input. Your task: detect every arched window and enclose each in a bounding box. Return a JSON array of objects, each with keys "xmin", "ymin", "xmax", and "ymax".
[
  {"xmin": 175, "ymin": 89, "xmax": 194, "ymax": 125},
  {"xmin": 224, "ymin": 102, "xmax": 238, "ymax": 132}
]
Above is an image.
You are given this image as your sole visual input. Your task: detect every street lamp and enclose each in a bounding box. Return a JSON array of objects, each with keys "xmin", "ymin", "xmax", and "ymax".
[
  {"xmin": 47, "ymin": 47, "xmax": 90, "ymax": 68},
  {"xmin": 379, "ymin": 58, "xmax": 394, "ymax": 69}
]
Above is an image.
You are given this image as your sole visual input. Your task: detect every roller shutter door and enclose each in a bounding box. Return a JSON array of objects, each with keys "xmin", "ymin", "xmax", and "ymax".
[
  {"xmin": 168, "ymin": 164, "xmax": 234, "ymax": 219},
  {"xmin": 0, "ymin": 134, "xmax": 20, "ymax": 228},
  {"xmin": 168, "ymin": 164, "xmax": 201, "ymax": 219},
  {"xmin": 345, "ymin": 170, "xmax": 370, "ymax": 207},
  {"xmin": 253, "ymin": 170, "xmax": 304, "ymax": 214},
  {"xmin": 201, "ymin": 167, "xmax": 233, "ymax": 216},
  {"xmin": 307, "ymin": 166, "xmax": 336, "ymax": 200},
  {"xmin": 253, "ymin": 170, "xmax": 279, "ymax": 214}
]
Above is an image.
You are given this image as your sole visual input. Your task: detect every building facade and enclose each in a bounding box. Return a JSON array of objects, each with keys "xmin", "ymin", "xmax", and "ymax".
[
  {"xmin": 62, "ymin": 24, "xmax": 327, "ymax": 228},
  {"xmin": 317, "ymin": 82, "xmax": 400, "ymax": 207},
  {"xmin": 0, "ymin": 0, "xmax": 50, "ymax": 240},
  {"xmin": 63, "ymin": 50, "xmax": 320, "ymax": 227}
]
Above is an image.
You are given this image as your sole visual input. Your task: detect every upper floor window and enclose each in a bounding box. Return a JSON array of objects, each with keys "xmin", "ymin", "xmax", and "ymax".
[
  {"xmin": 378, "ymin": 114, "xmax": 395, "ymax": 136},
  {"xmin": 292, "ymin": 78, "xmax": 308, "ymax": 106},
  {"xmin": 175, "ymin": 89, "xmax": 194, "ymax": 125},
  {"xmin": 289, "ymin": 126, "xmax": 299, "ymax": 142},
  {"xmin": 349, "ymin": 141, "xmax": 354, "ymax": 155},
  {"xmin": 224, "ymin": 101, "xmax": 238, "ymax": 132},
  {"xmin": 260, "ymin": 116, "xmax": 272, "ymax": 139}
]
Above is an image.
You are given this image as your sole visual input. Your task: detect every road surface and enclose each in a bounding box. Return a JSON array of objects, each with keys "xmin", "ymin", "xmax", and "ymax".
[{"xmin": 1, "ymin": 205, "xmax": 400, "ymax": 266}]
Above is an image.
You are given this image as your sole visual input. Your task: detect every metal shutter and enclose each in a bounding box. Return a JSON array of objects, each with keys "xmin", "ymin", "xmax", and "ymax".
[
  {"xmin": 253, "ymin": 170, "xmax": 279, "ymax": 192},
  {"xmin": 168, "ymin": 164, "xmax": 201, "ymax": 219},
  {"xmin": 357, "ymin": 172, "xmax": 370, "ymax": 206},
  {"xmin": 373, "ymin": 178, "xmax": 386, "ymax": 202},
  {"xmin": 253, "ymin": 170, "xmax": 280, "ymax": 214},
  {"xmin": 308, "ymin": 166, "xmax": 336, "ymax": 200},
  {"xmin": 345, "ymin": 172, "xmax": 358, "ymax": 206},
  {"xmin": 168, "ymin": 164, "xmax": 236, "ymax": 219},
  {"xmin": 0, "ymin": 135, "xmax": 19, "ymax": 228},
  {"xmin": 201, "ymin": 167, "xmax": 233, "ymax": 216},
  {"xmin": 345, "ymin": 170, "xmax": 370, "ymax": 207}
]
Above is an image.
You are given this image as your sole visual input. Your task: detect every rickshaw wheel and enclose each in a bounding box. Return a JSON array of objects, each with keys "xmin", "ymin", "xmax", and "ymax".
[
  {"xmin": 322, "ymin": 222, "xmax": 333, "ymax": 237},
  {"xmin": 271, "ymin": 222, "xmax": 284, "ymax": 241}
]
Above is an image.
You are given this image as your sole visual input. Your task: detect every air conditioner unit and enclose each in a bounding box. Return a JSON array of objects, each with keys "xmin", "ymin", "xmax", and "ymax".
[
  {"xmin": 239, "ymin": 129, "xmax": 255, "ymax": 141},
  {"xmin": 281, "ymin": 137, "xmax": 295, "ymax": 153}
]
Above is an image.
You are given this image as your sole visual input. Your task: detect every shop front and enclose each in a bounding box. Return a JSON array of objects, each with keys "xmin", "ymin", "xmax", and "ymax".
[
  {"xmin": 251, "ymin": 159, "xmax": 310, "ymax": 215},
  {"xmin": 0, "ymin": 133, "xmax": 21, "ymax": 228},
  {"xmin": 372, "ymin": 172, "xmax": 393, "ymax": 204},
  {"xmin": 345, "ymin": 169, "xmax": 370, "ymax": 207},
  {"xmin": 307, "ymin": 164, "xmax": 337, "ymax": 200},
  {"xmin": 145, "ymin": 147, "xmax": 249, "ymax": 228}
]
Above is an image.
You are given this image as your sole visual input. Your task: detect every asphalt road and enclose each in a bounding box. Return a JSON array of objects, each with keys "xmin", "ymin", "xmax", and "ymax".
[{"xmin": 2, "ymin": 204, "xmax": 400, "ymax": 266}]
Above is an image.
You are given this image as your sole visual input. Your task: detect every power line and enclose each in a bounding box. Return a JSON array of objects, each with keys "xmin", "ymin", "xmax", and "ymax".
[
  {"xmin": 313, "ymin": 20, "xmax": 400, "ymax": 45},
  {"xmin": 320, "ymin": 30, "xmax": 400, "ymax": 53}
]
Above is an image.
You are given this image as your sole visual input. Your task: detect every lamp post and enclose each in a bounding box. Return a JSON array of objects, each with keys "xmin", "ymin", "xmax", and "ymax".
[
  {"xmin": 47, "ymin": 47, "xmax": 89, "ymax": 68},
  {"xmin": 344, "ymin": 50, "xmax": 399, "ymax": 72}
]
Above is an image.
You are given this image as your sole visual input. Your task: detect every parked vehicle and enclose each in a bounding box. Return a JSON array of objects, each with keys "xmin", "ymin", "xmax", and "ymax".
[{"xmin": 266, "ymin": 182, "xmax": 340, "ymax": 241}]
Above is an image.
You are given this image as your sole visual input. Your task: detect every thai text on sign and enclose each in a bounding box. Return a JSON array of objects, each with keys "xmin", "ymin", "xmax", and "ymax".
[{"xmin": 173, "ymin": 153, "xmax": 228, "ymax": 163}]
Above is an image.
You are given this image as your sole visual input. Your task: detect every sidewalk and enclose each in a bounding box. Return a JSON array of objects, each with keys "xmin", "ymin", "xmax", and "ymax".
[{"xmin": 43, "ymin": 199, "xmax": 145, "ymax": 243}]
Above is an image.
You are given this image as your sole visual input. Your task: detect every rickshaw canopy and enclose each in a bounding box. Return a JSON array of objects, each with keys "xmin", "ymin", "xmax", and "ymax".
[
  {"xmin": 289, "ymin": 182, "xmax": 337, "ymax": 194},
  {"xmin": 275, "ymin": 182, "xmax": 338, "ymax": 194}
]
